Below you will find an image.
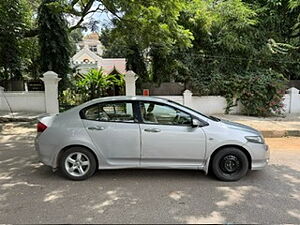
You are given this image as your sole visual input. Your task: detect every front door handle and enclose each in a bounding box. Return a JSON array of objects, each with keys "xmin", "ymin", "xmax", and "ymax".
[
  {"xmin": 88, "ymin": 126, "xmax": 105, "ymax": 131},
  {"xmin": 144, "ymin": 128, "xmax": 161, "ymax": 133}
]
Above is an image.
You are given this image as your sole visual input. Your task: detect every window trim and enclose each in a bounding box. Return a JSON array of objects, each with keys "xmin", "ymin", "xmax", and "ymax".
[
  {"xmin": 137, "ymin": 101, "xmax": 195, "ymax": 127},
  {"xmin": 79, "ymin": 99, "xmax": 208, "ymax": 127},
  {"xmin": 80, "ymin": 100, "xmax": 139, "ymax": 124}
]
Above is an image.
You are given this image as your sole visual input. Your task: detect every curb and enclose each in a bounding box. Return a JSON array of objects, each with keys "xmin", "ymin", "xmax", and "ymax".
[
  {"xmin": 0, "ymin": 117, "xmax": 37, "ymax": 123},
  {"xmin": 261, "ymin": 130, "xmax": 300, "ymax": 138}
]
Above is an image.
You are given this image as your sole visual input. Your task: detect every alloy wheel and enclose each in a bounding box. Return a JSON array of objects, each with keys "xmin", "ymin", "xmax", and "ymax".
[{"xmin": 64, "ymin": 152, "xmax": 90, "ymax": 177}]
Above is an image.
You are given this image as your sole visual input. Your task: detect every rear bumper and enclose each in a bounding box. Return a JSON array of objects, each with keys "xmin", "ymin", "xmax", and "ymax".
[{"xmin": 35, "ymin": 137, "xmax": 55, "ymax": 168}]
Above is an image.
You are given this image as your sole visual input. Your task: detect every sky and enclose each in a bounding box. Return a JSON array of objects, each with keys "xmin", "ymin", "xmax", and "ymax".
[{"xmin": 68, "ymin": 2, "xmax": 114, "ymax": 34}]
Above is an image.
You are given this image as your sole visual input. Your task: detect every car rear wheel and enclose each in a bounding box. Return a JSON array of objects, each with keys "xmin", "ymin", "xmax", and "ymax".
[
  {"xmin": 60, "ymin": 147, "xmax": 97, "ymax": 181},
  {"xmin": 211, "ymin": 147, "xmax": 249, "ymax": 181}
]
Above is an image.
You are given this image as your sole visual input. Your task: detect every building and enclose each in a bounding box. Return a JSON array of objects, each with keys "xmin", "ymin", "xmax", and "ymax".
[{"xmin": 71, "ymin": 33, "xmax": 126, "ymax": 75}]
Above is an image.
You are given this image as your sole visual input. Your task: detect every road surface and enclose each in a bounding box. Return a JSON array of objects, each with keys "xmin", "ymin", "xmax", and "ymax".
[{"xmin": 0, "ymin": 122, "xmax": 299, "ymax": 223}]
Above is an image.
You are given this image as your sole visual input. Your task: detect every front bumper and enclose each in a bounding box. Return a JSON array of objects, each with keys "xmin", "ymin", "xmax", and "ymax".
[{"xmin": 244, "ymin": 142, "xmax": 269, "ymax": 170}]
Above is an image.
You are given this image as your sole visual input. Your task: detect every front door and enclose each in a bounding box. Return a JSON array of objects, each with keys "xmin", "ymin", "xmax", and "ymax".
[
  {"xmin": 139, "ymin": 102, "xmax": 206, "ymax": 167},
  {"xmin": 81, "ymin": 101, "xmax": 140, "ymax": 167}
]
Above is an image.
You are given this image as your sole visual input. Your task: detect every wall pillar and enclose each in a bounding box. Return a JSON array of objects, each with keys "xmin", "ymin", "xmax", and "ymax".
[
  {"xmin": 287, "ymin": 87, "xmax": 300, "ymax": 113},
  {"xmin": 183, "ymin": 89, "xmax": 193, "ymax": 107},
  {"xmin": 41, "ymin": 71, "xmax": 61, "ymax": 114},
  {"xmin": 124, "ymin": 70, "xmax": 138, "ymax": 96}
]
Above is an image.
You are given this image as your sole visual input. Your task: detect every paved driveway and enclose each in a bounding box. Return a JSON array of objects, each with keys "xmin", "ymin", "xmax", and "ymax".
[{"xmin": 0, "ymin": 122, "xmax": 299, "ymax": 224}]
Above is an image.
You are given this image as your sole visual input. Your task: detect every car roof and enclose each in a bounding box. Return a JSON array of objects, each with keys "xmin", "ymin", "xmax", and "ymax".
[
  {"xmin": 88, "ymin": 96, "xmax": 171, "ymax": 104},
  {"xmin": 67, "ymin": 96, "xmax": 178, "ymax": 113}
]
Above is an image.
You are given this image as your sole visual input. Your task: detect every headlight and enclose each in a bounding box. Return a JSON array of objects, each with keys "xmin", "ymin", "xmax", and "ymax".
[{"xmin": 245, "ymin": 136, "xmax": 264, "ymax": 144}]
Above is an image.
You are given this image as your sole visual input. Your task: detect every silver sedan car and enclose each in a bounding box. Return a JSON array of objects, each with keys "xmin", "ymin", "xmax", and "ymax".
[{"xmin": 35, "ymin": 96, "xmax": 269, "ymax": 181}]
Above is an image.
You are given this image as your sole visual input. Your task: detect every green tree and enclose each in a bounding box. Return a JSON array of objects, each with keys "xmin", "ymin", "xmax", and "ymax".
[
  {"xmin": 70, "ymin": 29, "xmax": 84, "ymax": 56},
  {"xmin": 29, "ymin": 0, "xmax": 193, "ymax": 85},
  {"xmin": 100, "ymin": 28, "xmax": 149, "ymax": 80},
  {"xmin": 150, "ymin": 0, "xmax": 299, "ymax": 86},
  {"xmin": 0, "ymin": 0, "xmax": 30, "ymax": 80},
  {"xmin": 38, "ymin": 0, "xmax": 71, "ymax": 89},
  {"xmin": 149, "ymin": 0, "xmax": 258, "ymax": 85}
]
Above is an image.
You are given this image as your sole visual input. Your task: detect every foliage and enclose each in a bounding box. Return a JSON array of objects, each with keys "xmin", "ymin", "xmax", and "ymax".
[
  {"xmin": 0, "ymin": 0, "xmax": 30, "ymax": 80},
  {"xmin": 38, "ymin": 0, "xmax": 72, "ymax": 90},
  {"xmin": 99, "ymin": 0, "xmax": 195, "ymax": 81},
  {"xmin": 99, "ymin": 0, "xmax": 297, "ymax": 116},
  {"xmin": 112, "ymin": 0, "xmax": 194, "ymax": 49},
  {"xmin": 289, "ymin": 0, "xmax": 300, "ymax": 41},
  {"xmin": 60, "ymin": 69, "xmax": 124, "ymax": 106},
  {"xmin": 76, "ymin": 69, "xmax": 124, "ymax": 101},
  {"xmin": 21, "ymin": 37, "xmax": 41, "ymax": 80},
  {"xmin": 101, "ymin": 28, "xmax": 149, "ymax": 80},
  {"xmin": 70, "ymin": 29, "xmax": 84, "ymax": 56},
  {"xmin": 1, "ymin": 0, "xmax": 299, "ymax": 116},
  {"xmin": 100, "ymin": 28, "xmax": 128, "ymax": 58},
  {"xmin": 211, "ymin": 70, "xmax": 287, "ymax": 116}
]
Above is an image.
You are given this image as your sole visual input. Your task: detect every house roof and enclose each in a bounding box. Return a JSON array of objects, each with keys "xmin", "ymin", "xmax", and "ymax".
[
  {"xmin": 83, "ymin": 32, "xmax": 100, "ymax": 40},
  {"xmin": 72, "ymin": 47, "xmax": 102, "ymax": 63},
  {"xmin": 101, "ymin": 58, "xmax": 127, "ymax": 74},
  {"xmin": 72, "ymin": 47, "xmax": 126, "ymax": 74}
]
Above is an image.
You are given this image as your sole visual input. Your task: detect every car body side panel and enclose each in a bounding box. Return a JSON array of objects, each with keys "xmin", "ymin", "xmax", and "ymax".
[
  {"xmin": 82, "ymin": 119, "xmax": 141, "ymax": 167},
  {"xmin": 140, "ymin": 124, "xmax": 206, "ymax": 167},
  {"xmin": 201, "ymin": 121, "xmax": 269, "ymax": 173},
  {"xmin": 201, "ymin": 122, "xmax": 248, "ymax": 158},
  {"xmin": 36, "ymin": 113, "xmax": 102, "ymax": 168},
  {"xmin": 36, "ymin": 96, "xmax": 269, "ymax": 173}
]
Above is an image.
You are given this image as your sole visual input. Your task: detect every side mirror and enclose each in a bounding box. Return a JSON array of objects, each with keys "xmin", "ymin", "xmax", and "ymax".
[{"xmin": 192, "ymin": 119, "xmax": 201, "ymax": 128}]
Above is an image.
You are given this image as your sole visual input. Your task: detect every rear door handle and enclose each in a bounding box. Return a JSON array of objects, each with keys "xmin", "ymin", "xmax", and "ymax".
[
  {"xmin": 88, "ymin": 126, "xmax": 105, "ymax": 131},
  {"xmin": 144, "ymin": 128, "xmax": 161, "ymax": 133}
]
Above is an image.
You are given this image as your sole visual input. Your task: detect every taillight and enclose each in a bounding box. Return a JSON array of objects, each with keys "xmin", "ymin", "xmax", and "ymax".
[{"xmin": 37, "ymin": 122, "xmax": 47, "ymax": 133}]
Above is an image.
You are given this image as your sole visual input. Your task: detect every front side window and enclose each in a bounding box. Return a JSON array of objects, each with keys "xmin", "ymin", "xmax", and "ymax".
[
  {"xmin": 140, "ymin": 102, "xmax": 192, "ymax": 126},
  {"xmin": 82, "ymin": 102, "xmax": 135, "ymax": 123}
]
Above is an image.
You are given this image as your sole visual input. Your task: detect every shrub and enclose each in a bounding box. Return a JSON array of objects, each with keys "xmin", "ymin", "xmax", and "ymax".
[
  {"xmin": 211, "ymin": 70, "xmax": 287, "ymax": 117},
  {"xmin": 60, "ymin": 69, "xmax": 124, "ymax": 108}
]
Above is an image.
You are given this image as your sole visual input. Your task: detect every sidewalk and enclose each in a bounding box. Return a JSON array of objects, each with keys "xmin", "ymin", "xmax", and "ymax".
[
  {"xmin": 1, "ymin": 111, "xmax": 300, "ymax": 138},
  {"xmin": 215, "ymin": 114, "xmax": 300, "ymax": 138}
]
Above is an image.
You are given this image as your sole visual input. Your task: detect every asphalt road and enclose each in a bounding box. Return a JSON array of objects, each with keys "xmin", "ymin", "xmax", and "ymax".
[{"xmin": 0, "ymin": 122, "xmax": 299, "ymax": 224}]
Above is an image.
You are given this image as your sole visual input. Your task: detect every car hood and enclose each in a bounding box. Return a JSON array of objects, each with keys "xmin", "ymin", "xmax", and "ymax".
[{"xmin": 220, "ymin": 119, "xmax": 261, "ymax": 135}]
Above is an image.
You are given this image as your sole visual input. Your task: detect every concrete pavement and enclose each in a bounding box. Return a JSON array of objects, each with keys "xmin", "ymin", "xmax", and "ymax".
[
  {"xmin": 0, "ymin": 122, "xmax": 299, "ymax": 223},
  {"xmin": 215, "ymin": 114, "xmax": 300, "ymax": 137}
]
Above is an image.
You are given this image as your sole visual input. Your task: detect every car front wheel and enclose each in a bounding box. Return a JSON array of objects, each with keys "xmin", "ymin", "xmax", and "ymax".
[
  {"xmin": 211, "ymin": 147, "xmax": 249, "ymax": 181},
  {"xmin": 60, "ymin": 147, "xmax": 97, "ymax": 180}
]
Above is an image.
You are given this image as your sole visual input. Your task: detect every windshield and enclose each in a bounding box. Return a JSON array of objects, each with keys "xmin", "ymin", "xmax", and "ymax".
[{"xmin": 167, "ymin": 100, "xmax": 221, "ymax": 122}]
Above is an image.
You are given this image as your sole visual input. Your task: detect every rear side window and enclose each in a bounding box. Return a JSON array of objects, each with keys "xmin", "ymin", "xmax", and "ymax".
[
  {"xmin": 84, "ymin": 106, "xmax": 99, "ymax": 120},
  {"xmin": 82, "ymin": 102, "xmax": 135, "ymax": 123}
]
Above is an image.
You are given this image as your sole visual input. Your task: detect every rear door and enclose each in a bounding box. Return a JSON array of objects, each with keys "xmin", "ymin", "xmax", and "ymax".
[{"xmin": 81, "ymin": 101, "xmax": 141, "ymax": 167}]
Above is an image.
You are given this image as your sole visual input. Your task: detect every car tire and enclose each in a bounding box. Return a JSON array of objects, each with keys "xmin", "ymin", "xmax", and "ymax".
[
  {"xmin": 60, "ymin": 147, "xmax": 97, "ymax": 181},
  {"xmin": 211, "ymin": 147, "xmax": 249, "ymax": 181}
]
